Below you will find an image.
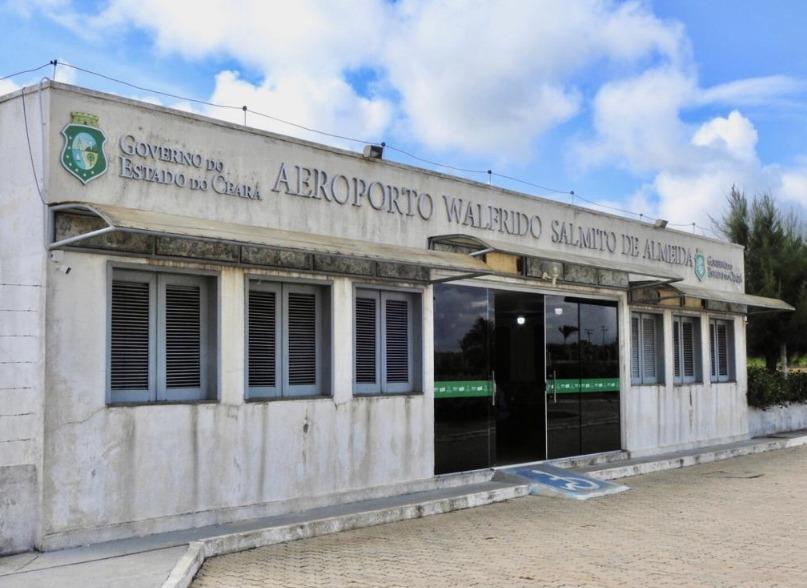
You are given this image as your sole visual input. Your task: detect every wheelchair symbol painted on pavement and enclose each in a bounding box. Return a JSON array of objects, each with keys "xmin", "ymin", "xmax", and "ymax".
[{"xmin": 529, "ymin": 470, "xmax": 602, "ymax": 492}]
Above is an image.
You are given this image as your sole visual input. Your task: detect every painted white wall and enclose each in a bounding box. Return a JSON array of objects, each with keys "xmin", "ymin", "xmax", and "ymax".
[
  {"xmin": 41, "ymin": 252, "xmax": 433, "ymax": 549},
  {"xmin": 749, "ymin": 404, "xmax": 807, "ymax": 437},
  {"xmin": 37, "ymin": 251, "xmax": 755, "ymax": 549},
  {"xmin": 624, "ymin": 309, "xmax": 749, "ymax": 456},
  {"xmin": 0, "ymin": 88, "xmax": 49, "ymax": 554}
]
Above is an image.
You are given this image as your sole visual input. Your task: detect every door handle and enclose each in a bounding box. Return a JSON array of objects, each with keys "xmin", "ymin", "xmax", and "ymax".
[{"xmin": 491, "ymin": 370, "xmax": 496, "ymax": 407}]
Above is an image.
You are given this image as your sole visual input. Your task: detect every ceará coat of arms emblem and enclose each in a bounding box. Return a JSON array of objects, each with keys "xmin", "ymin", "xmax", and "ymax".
[
  {"xmin": 694, "ymin": 250, "xmax": 706, "ymax": 281},
  {"xmin": 60, "ymin": 112, "xmax": 107, "ymax": 184}
]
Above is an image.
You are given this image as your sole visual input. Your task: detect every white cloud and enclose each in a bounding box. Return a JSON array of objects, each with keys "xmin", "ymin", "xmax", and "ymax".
[
  {"xmin": 21, "ymin": 0, "xmax": 807, "ymax": 224},
  {"xmin": 36, "ymin": 0, "xmax": 690, "ymax": 159},
  {"xmin": 53, "ymin": 58, "xmax": 77, "ymax": 84},
  {"xmin": 577, "ymin": 68, "xmax": 697, "ymax": 173},
  {"xmin": 383, "ymin": 0, "xmax": 688, "ymax": 156},
  {"xmin": 73, "ymin": 0, "xmax": 394, "ymax": 149},
  {"xmin": 654, "ymin": 167, "xmax": 752, "ymax": 226},
  {"xmin": 780, "ymin": 169, "xmax": 807, "ymax": 206},
  {"xmin": 128, "ymin": 95, "xmax": 201, "ymax": 114},
  {"xmin": 698, "ymin": 75, "xmax": 806, "ymax": 106},
  {"xmin": 576, "ymin": 65, "xmax": 807, "ymax": 226},
  {"xmin": 0, "ymin": 79, "xmax": 20, "ymax": 96},
  {"xmin": 207, "ymin": 71, "xmax": 392, "ymax": 148},
  {"xmin": 692, "ymin": 110, "xmax": 758, "ymax": 163},
  {"xmin": 94, "ymin": 0, "xmax": 391, "ymax": 76}
]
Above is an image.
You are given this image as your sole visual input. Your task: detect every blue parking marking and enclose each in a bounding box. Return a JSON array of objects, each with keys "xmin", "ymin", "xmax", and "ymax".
[{"xmin": 504, "ymin": 464, "xmax": 629, "ymax": 500}]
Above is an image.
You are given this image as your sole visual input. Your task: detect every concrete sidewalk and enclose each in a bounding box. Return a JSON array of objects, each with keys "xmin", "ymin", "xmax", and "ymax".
[
  {"xmin": 194, "ymin": 444, "xmax": 807, "ymax": 587},
  {"xmin": 0, "ymin": 478, "xmax": 527, "ymax": 588},
  {"xmin": 2, "ymin": 430, "xmax": 806, "ymax": 588}
]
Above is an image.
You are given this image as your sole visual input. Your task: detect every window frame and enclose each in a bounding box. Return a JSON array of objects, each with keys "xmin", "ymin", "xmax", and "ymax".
[
  {"xmin": 353, "ymin": 286, "xmax": 421, "ymax": 396},
  {"xmin": 381, "ymin": 290, "xmax": 416, "ymax": 394},
  {"xmin": 107, "ymin": 266, "xmax": 217, "ymax": 405},
  {"xmin": 672, "ymin": 314, "xmax": 702, "ymax": 385},
  {"xmin": 158, "ymin": 272, "xmax": 211, "ymax": 402},
  {"xmin": 245, "ymin": 278, "xmax": 330, "ymax": 400},
  {"xmin": 245, "ymin": 281, "xmax": 282, "ymax": 398},
  {"xmin": 630, "ymin": 311, "xmax": 663, "ymax": 386},
  {"xmin": 709, "ymin": 317, "xmax": 735, "ymax": 383},
  {"xmin": 354, "ymin": 289, "xmax": 382, "ymax": 395},
  {"xmin": 107, "ymin": 269, "xmax": 157, "ymax": 403},
  {"xmin": 282, "ymin": 283, "xmax": 323, "ymax": 398}
]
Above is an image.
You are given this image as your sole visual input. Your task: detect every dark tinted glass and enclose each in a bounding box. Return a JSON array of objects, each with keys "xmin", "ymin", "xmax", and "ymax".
[{"xmin": 434, "ymin": 284, "xmax": 493, "ymax": 474}]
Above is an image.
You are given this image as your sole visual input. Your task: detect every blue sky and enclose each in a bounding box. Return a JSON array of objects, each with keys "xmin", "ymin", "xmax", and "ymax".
[{"xmin": 2, "ymin": 0, "xmax": 807, "ymax": 232}]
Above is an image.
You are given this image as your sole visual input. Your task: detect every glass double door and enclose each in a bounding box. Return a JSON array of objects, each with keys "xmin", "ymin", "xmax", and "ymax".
[
  {"xmin": 545, "ymin": 296, "xmax": 620, "ymax": 459},
  {"xmin": 434, "ymin": 285, "xmax": 620, "ymax": 474}
]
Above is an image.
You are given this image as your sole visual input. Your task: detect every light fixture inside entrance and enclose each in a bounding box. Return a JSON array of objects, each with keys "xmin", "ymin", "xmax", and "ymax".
[{"xmin": 516, "ymin": 315, "xmax": 526, "ymax": 326}]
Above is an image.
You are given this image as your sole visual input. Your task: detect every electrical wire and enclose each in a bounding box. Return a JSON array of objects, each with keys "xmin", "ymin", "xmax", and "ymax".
[
  {"xmin": 490, "ymin": 172, "xmax": 571, "ymax": 195},
  {"xmin": 59, "ymin": 63, "xmax": 386, "ymax": 146},
  {"xmin": 4, "ymin": 60, "xmax": 728, "ymax": 240},
  {"xmin": 383, "ymin": 144, "xmax": 489, "ymax": 175},
  {"xmin": 57, "ymin": 63, "xmax": 242, "ymax": 110},
  {"xmin": 248, "ymin": 109, "xmax": 375, "ymax": 146},
  {"xmin": 19, "ymin": 86, "xmax": 46, "ymax": 205},
  {"xmin": 0, "ymin": 62, "xmax": 52, "ymax": 81}
]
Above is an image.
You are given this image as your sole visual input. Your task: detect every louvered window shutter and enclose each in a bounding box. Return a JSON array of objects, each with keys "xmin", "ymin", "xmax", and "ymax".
[
  {"xmin": 383, "ymin": 294, "xmax": 411, "ymax": 392},
  {"xmin": 248, "ymin": 286, "xmax": 280, "ymax": 394},
  {"xmin": 717, "ymin": 322, "xmax": 728, "ymax": 377},
  {"xmin": 682, "ymin": 319, "xmax": 695, "ymax": 378},
  {"xmin": 630, "ymin": 316, "xmax": 641, "ymax": 382},
  {"xmin": 710, "ymin": 319, "xmax": 730, "ymax": 381},
  {"xmin": 164, "ymin": 284, "xmax": 201, "ymax": 389},
  {"xmin": 110, "ymin": 276, "xmax": 154, "ymax": 400},
  {"xmin": 110, "ymin": 270, "xmax": 213, "ymax": 403},
  {"xmin": 673, "ymin": 318, "xmax": 681, "ymax": 380},
  {"xmin": 157, "ymin": 274, "xmax": 209, "ymax": 401},
  {"xmin": 641, "ymin": 316, "xmax": 657, "ymax": 383},
  {"xmin": 355, "ymin": 291, "xmax": 380, "ymax": 392},
  {"xmin": 286, "ymin": 287, "xmax": 319, "ymax": 394}
]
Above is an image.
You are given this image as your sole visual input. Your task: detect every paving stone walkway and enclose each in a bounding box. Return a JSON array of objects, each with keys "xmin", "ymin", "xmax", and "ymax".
[{"xmin": 193, "ymin": 445, "xmax": 807, "ymax": 587}]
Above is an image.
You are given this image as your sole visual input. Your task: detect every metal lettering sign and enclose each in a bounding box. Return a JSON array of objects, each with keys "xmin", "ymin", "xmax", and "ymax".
[{"xmin": 55, "ymin": 111, "xmax": 744, "ymax": 287}]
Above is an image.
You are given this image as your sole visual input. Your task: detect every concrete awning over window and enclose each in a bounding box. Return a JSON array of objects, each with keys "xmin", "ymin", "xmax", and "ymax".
[
  {"xmin": 48, "ymin": 203, "xmax": 493, "ymax": 283},
  {"xmin": 669, "ymin": 282, "xmax": 794, "ymax": 312},
  {"xmin": 428, "ymin": 233, "xmax": 685, "ymax": 285}
]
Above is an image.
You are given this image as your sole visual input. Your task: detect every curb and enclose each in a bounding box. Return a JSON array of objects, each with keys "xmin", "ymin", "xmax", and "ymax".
[
  {"xmin": 162, "ymin": 433, "xmax": 807, "ymax": 587},
  {"xmin": 586, "ymin": 434, "xmax": 807, "ymax": 481},
  {"xmin": 161, "ymin": 542, "xmax": 205, "ymax": 588},
  {"xmin": 161, "ymin": 483, "xmax": 528, "ymax": 588}
]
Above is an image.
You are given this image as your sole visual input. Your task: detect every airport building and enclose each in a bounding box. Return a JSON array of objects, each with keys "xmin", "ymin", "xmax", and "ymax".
[{"xmin": 0, "ymin": 81, "xmax": 791, "ymax": 553}]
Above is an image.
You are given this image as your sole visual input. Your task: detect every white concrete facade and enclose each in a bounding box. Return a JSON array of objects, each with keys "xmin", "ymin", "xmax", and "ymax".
[
  {"xmin": 39, "ymin": 254, "xmax": 434, "ymax": 550},
  {"xmin": 0, "ymin": 82, "xmax": 766, "ymax": 554},
  {"xmin": 623, "ymin": 308, "xmax": 748, "ymax": 457}
]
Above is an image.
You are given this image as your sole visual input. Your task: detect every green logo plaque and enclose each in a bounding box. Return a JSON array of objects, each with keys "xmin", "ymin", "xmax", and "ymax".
[
  {"xmin": 60, "ymin": 112, "xmax": 107, "ymax": 184},
  {"xmin": 694, "ymin": 250, "xmax": 706, "ymax": 281}
]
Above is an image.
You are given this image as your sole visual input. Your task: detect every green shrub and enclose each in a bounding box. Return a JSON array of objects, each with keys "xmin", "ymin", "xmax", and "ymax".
[{"xmin": 747, "ymin": 367, "xmax": 807, "ymax": 409}]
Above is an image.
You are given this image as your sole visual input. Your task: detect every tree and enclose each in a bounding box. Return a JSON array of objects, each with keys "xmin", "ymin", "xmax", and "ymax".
[{"xmin": 718, "ymin": 186, "xmax": 807, "ymax": 371}]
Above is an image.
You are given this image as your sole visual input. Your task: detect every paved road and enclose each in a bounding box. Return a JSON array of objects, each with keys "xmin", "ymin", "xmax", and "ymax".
[{"xmin": 193, "ymin": 446, "xmax": 807, "ymax": 587}]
